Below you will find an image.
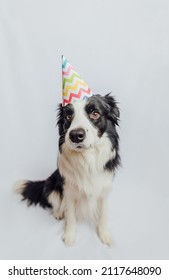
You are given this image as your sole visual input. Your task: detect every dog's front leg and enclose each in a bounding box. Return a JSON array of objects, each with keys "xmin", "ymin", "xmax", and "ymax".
[
  {"xmin": 63, "ymin": 195, "xmax": 76, "ymax": 246},
  {"xmin": 97, "ymin": 196, "xmax": 113, "ymax": 246}
]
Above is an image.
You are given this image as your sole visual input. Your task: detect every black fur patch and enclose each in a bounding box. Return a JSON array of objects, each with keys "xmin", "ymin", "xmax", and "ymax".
[
  {"xmin": 21, "ymin": 170, "xmax": 64, "ymax": 208},
  {"xmin": 57, "ymin": 104, "xmax": 74, "ymax": 151},
  {"xmin": 85, "ymin": 97, "xmax": 108, "ymax": 137},
  {"xmin": 44, "ymin": 169, "xmax": 64, "ymax": 199},
  {"xmin": 85, "ymin": 94, "xmax": 120, "ymax": 171},
  {"xmin": 21, "ymin": 180, "xmax": 51, "ymax": 208}
]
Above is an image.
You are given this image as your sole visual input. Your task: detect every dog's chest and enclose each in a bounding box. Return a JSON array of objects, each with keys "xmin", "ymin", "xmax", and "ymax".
[{"xmin": 58, "ymin": 139, "xmax": 113, "ymax": 195}]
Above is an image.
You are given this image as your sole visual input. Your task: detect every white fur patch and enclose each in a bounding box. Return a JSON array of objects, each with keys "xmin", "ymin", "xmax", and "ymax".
[
  {"xmin": 58, "ymin": 101, "xmax": 115, "ymax": 224},
  {"xmin": 65, "ymin": 101, "xmax": 100, "ymax": 151},
  {"xmin": 48, "ymin": 191, "xmax": 63, "ymax": 219},
  {"xmin": 13, "ymin": 180, "xmax": 27, "ymax": 194}
]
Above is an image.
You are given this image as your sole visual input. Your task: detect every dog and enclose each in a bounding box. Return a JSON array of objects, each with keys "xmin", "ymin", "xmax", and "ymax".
[{"xmin": 16, "ymin": 93, "xmax": 120, "ymax": 246}]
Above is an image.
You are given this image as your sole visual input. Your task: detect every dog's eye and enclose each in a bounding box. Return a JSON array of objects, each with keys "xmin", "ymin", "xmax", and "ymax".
[
  {"xmin": 89, "ymin": 110, "xmax": 100, "ymax": 120},
  {"xmin": 66, "ymin": 114, "xmax": 73, "ymax": 121}
]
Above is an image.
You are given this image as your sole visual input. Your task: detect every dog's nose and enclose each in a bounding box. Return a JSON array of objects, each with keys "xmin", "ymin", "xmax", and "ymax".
[{"xmin": 69, "ymin": 128, "xmax": 86, "ymax": 143}]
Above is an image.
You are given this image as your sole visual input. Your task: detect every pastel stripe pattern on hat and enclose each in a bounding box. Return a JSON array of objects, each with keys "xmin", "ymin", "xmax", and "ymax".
[{"xmin": 62, "ymin": 56, "xmax": 93, "ymax": 105}]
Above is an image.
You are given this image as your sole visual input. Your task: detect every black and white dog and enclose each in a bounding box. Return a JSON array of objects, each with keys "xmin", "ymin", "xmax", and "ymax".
[{"xmin": 16, "ymin": 94, "xmax": 120, "ymax": 246}]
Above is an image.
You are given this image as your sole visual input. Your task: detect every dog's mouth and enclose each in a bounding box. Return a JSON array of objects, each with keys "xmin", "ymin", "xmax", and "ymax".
[
  {"xmin": 67, "ymin": 142, "xmax": 92, "ymax": 151},
  {"xmin": 76, "ymin": 143, "xmax": 85, "ymax": 149}
]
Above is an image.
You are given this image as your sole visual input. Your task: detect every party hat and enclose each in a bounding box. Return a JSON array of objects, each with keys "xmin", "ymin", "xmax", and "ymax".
[{"xmin": 62, "ymin": 55, "xmax": 93, "ymax": 105}]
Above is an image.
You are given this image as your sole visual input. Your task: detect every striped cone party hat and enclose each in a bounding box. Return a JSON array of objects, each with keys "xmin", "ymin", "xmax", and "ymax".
[{"xmin": 62, "ymin": 55, "xmax": 93, "ymax": 105}]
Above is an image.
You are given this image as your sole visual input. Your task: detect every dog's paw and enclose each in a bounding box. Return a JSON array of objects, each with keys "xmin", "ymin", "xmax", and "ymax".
[
  {"xmin": 98, "ymin": 230, "xmax": 113, "ymax": 247},
  {"xmin": 53, "ymin": 210, "xmax": 64, "ymax": 220},
  {"xmin": 63, "ymin": 233, "xmax": 75, "ymax": 246}
]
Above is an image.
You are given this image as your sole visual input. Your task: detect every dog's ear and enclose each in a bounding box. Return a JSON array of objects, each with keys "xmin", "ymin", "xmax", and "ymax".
[
  {"xmin": 57, "ymin": 103, "xmax": 64, "ymax": 135},
  {"xmin": 103, "ymin": 94, "xmax": 120, "ymax": 125}
]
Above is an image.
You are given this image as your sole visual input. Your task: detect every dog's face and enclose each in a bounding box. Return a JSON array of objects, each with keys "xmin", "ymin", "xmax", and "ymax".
[{"xmin": 57, "ymin": 94, "xmax": 120, "ymax": 152}]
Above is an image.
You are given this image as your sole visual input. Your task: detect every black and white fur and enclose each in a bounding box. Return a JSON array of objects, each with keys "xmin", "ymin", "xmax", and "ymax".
[{"xmin": 16, "ymin": 94, "xmax": 120, "ymax": 246}]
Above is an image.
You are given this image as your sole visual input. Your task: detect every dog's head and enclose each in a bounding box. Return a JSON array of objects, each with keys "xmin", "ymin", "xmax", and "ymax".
[
  {"xmin": 57, "ymin": 94, "xmax": 119, "ymax": 152},
  {"xmin": 57, "ymin": 94, "xmax": 120, "ymax": 152}
]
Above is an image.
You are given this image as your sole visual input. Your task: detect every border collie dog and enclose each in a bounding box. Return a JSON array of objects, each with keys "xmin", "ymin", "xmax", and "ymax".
[{"xmin": 17, "ymin": 94, "xmax": 120, "ymax": 246}]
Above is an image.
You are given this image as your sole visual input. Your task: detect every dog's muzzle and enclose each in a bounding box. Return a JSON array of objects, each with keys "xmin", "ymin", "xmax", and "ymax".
[{"xmin": 69, "ymin": 128, "xmax": 86, "ymax": 143}]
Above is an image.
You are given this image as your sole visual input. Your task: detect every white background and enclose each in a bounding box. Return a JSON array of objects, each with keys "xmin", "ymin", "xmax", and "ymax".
[{"xmin": 0, "ymin": 0, "xmax": 169, "ymax": 259}]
